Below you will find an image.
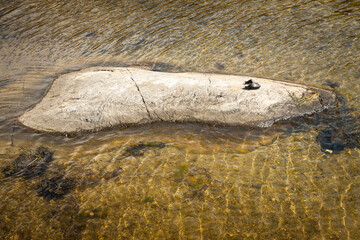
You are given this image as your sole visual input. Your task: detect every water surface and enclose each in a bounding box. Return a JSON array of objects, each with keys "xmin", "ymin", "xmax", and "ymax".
[{"xmin": 1, "ymin": 0, "xmax": 360, "ymax": 239}]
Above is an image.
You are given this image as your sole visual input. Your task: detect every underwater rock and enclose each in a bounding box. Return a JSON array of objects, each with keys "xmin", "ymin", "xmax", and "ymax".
[
  {"xmin": 37, "ymin": 174, "xmax": 76, "ymax": 200},
  {"xmin": 316, "ymin": 128, "xmax": 346, "ymax": 153},
  {"xmin": 314, "ymin": 92, "xmax": 360, "ymax": 153},
  {"xmin": 316, "ymin": 125, "xmax": 360, "ymax": 153},
  {"xmin": 18, "ymin": 67, "xmax": 336, "ymax": 133},
  {"xmin": 2, "ymin": 146, "xmax": 53, "ymax": 179},
  {"xmin": 316, "ymin": 126, "xmax": 360, "ymax": 154}
]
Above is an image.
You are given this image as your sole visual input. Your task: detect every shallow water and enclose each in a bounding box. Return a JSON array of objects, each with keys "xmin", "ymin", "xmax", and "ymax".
[{"xmin": 1, "ymin": 0, "xmax": 360, "ymax": 239}]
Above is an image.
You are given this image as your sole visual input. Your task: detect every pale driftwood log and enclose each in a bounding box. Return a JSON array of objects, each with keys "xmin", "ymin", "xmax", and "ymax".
[{"xmin": 19, "ymin": 67, "xmax": 335, "ymax": 133}]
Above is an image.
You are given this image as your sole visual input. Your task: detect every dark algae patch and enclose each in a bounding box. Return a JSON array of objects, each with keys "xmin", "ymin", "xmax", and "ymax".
[
  {"xmin": 37, "ymin": 174, "xmax": 76, "ymax": 200},
  {"xmin": 173, "ymin": 164, "xmax": 212, "ymax": 200},
  {"xmin": 122, "ymin": 142, "xmax": 166, "ymax": 157},
  {"xmin": 76, "ymin": 207, "xmax": 109, "ymax": 222},
  {"xmin": 2, "ymin": 146, "xmax": 53, "ymax": 178},
  {"xmin": 174, "ymin": 164, "xmax": 189, "ymax": 180},
  {"xmin": 2, "ymin": 146, "xmax": 77, "ymax": 200},
  {"xmin": 143, "ymin": 196, "xmax": 155, "ymax": 203}
]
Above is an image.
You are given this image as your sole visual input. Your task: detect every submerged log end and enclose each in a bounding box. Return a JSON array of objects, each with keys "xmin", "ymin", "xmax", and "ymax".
[{"xmin": 18, "ymin": 67, "xmax": 336, "ymax": 133}]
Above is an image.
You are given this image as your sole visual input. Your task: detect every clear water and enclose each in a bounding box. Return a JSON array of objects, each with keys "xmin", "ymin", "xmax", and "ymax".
[{"xmin": 1, "ymin": 0, "xmax": 360, "ymax": 239}]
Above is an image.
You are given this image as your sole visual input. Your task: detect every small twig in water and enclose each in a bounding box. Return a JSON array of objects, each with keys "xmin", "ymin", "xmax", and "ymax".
[{"xmin": 11, "ymin": 121, "xmax": 16, "ymax": 146}]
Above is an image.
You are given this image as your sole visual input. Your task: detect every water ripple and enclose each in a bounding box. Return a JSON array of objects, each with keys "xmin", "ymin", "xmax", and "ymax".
[{"xmin": 1, "ymin": 0, "xmax": 360, "ymax": 238}]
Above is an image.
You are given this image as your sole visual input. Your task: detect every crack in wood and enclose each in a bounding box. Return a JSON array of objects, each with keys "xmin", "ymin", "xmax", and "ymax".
[{"xmin": 128, "ymin": 75, "xmax": 152, "ymax": 120}]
